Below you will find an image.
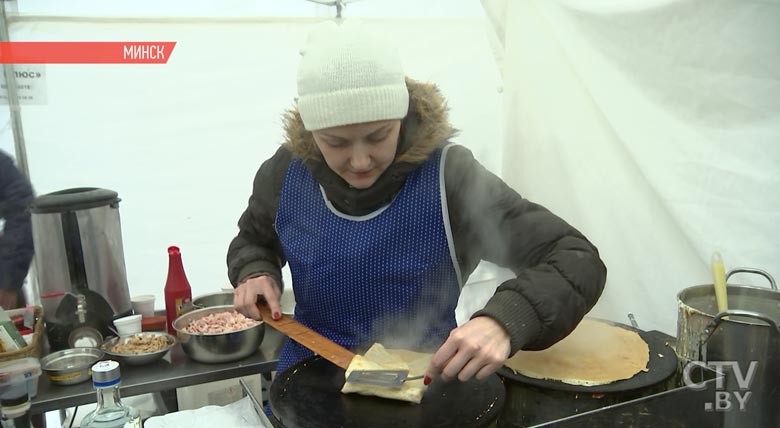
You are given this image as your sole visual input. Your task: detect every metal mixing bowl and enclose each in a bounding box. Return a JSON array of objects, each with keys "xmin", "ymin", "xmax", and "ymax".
[
  {"xmin": 68, "ymin": 326, "xmax": 104, "ymax": 348},
  {"xmin": 40, "ymin": 347, "xmax": 104, "ymax": 386},
  {"xmin": 173, "ymin": 305, "xmax": 264, "ymax": 364},
  {"xmin": 100, "ymin": 332, "xmax": 177, "ymax": 366},
  {"xmin": 192, "ymin": 291, "xmax": 234, "ymax": 309}
]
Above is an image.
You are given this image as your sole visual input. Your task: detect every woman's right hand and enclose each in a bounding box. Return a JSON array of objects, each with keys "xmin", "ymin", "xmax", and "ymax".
[{"xmin": 233, "ymin": 275, "xmax": 282, "ymax": 321}]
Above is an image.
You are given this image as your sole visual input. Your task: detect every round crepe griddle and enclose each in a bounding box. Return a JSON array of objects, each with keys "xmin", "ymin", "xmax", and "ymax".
[
  {"xmin": 270, "ymin": 355, "xmax": 506, "ymax": 428},
  {"xmin": 498, "ymin": 319, "xmax": 678, "ymax": 393}
]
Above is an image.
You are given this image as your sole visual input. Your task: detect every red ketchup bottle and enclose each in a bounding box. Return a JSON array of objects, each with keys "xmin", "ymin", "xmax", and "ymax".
[{"xmin": 164, "ymin": 245, "xmax": 193, "ymax": 334}]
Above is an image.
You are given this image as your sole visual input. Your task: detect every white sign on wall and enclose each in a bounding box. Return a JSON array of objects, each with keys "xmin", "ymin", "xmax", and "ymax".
[{"xmin": 0, "ymin": 65, "xmax": 47, "ymax": 105}]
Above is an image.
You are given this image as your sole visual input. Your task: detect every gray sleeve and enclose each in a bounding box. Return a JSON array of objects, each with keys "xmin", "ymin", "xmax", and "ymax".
[
  {"xmin": 444, "ymin": 145, "xmax": 607, "ymax": 352},
  {"xmin": 226, "ymin": 147, "xmax": 292, "ymax": 291}
]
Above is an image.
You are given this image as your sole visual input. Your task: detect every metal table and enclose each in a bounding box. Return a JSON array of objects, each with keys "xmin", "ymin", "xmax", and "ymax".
[{"xmin": 30, "ymin": 328, "xmax": 285, "ymax": 415}]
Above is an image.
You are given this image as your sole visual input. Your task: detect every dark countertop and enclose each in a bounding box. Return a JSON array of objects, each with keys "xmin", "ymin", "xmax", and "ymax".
[
  {"xmin": 30, "ymin": 328, "xmax": 285, "ymax": 414},
  {"xmin": 497, "ymin": 365, "xmax": 725, "ymax": 428},
  {"xmin": 531, "ymin": 382, "xmax": 724, "ymax": 428}
]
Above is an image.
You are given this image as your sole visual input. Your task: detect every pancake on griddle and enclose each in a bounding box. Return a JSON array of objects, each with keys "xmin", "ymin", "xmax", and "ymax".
[{"xmin": 504, "ymin": 318, "xmax": 649, "ymax": 386}]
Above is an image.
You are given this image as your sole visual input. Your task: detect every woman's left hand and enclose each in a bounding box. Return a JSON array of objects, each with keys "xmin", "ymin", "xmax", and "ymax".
[{"xmin": 424, "ymin": 316, "xmax": 511, "ymax": 384}]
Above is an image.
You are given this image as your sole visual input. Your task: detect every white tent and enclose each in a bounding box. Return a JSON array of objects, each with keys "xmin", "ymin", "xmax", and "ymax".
[{"xmin": 2, "ymin": 0, "xmax": 778, "ymax": 339}]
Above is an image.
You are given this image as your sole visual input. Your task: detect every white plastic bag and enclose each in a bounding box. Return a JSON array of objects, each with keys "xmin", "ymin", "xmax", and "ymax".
[{"xmin": 144, "ymin": 396, "xmax": 271, "ymax": 428}]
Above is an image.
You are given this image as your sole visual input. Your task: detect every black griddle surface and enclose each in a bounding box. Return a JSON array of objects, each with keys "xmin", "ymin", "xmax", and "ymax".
[{"xmin": 270, "ymin": 355, "xmax": 506, "ymax": 428}]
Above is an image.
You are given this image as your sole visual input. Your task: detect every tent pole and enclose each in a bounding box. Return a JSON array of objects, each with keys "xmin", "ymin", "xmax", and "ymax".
[
  {"xmin": 0, "ymin": 1, "xmax": 31, "ymax": 178},
  {"xmin": 0, "ymin": 2, "xmax": 40, "ymax": 307}
]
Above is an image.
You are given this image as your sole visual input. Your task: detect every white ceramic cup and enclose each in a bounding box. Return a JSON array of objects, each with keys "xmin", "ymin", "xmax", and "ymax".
[
  {"xmin": 114, "ymin": 314, "xmax": 142, "ymax": 336},
  {"xmin": 131, "ymin": 294, "xmax": 156, "ymax": 318}
]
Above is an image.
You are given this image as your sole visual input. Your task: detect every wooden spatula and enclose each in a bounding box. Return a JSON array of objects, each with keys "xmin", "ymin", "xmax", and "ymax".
[
  {"xmin": 256, "ymin": 302, "xmax": 355, "ymax": 369},
  {"xmin": 256, "ymin": 303, "xmax": 418, "ymax": 388}
]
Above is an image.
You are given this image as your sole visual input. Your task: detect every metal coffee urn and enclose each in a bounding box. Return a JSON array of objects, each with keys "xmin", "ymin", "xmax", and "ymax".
[{"xmin": 30, "ymin": 188, "xmax": 133, "ymax": 351}]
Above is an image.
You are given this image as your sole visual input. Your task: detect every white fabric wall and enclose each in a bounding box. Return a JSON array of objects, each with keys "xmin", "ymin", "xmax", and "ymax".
[
  {"xmin": 483, "ymin": 0, "xmax": 780, "ymax": 334},
  {"xmin": 1, "ymin": 6, "xmax": 504, "ymax": 323},
  {"xmin": 7, "ymin": 0, "xmax": 776, "ymax": 337}
]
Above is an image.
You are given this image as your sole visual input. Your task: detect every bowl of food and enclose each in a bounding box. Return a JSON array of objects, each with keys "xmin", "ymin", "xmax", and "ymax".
[
  {"xmin": 100, "ymin": 332, "xmax": 177, "ymax": 366},
  {"xmin": 192, "ymin": 291, "xmax": 234, "ymax": 309},
  {"xmin": 173, "ymin": 305, "xmax": 264, "ymax": 364},
  {"xmin": 40, "ymin": 347, "xmax": 104, "ymax": 386}
]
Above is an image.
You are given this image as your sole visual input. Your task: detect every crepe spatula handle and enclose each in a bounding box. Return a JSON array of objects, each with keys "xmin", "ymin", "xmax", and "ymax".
[{"xmin": 257, "ymin": 302, "xmax": 355, "ymax": 370}]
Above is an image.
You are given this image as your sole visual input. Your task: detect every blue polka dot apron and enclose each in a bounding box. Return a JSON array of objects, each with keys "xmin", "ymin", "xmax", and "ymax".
[{"xmin": 273, "ymin": 145, "xmax": 462, "ymax": 377}]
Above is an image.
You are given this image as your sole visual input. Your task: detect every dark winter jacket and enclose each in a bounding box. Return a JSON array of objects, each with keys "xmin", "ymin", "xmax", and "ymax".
[
  {"xmin": 227, "ymin": 79, "xmax": 607, "ymax": 352},
  {"xmin": 0, "ymin": 150, "xmax": 35, "ymax": 291}
]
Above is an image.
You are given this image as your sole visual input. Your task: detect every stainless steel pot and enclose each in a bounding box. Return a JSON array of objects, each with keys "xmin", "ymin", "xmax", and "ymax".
[
  {"xmin": 676, "ymin": 268, "xmax": 779, "ymax": 427},
  {"xmin": 676, "ymin": 268, "xmax": 778, "ymax": 362}
]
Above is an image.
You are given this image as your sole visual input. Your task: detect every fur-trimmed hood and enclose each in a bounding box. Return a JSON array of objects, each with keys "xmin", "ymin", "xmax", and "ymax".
[{"xmin": 282, "ymin": 78, "xmax": 457, "ymax": 164}]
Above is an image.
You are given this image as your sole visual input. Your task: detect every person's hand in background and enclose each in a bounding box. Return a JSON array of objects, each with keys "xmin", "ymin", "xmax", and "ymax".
[
  {"xmin": 0, "ymin": 289, "xmax": 19, "ymax": 310},
  {"xmin": 233, "ymin": 274, "xmax": 282, "ymax": 321}
]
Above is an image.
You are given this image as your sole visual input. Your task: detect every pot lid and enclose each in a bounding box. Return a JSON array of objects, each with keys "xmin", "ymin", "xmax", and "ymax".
[{"xmin": 30, "ymin": 188, "xmax": 120, "ymax": 214}]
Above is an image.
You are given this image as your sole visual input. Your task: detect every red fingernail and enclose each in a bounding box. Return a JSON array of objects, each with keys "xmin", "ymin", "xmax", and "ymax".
[
  {"xmin": 423, "ymin": 376, "xmax": 431, "ymax": 386},
  {"xmin": 273, "ymin": 311, "xmax": 281, "ymax": 320}
]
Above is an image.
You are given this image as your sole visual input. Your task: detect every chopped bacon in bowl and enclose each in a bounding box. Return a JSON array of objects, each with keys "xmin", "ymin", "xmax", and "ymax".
[
  {"xmin": 183, "ymin": 310, "xmax": 259, "ymax": 334},
  {"xmin": 173, "ymin": 305, "xmax": 265, "ymax": 363}
]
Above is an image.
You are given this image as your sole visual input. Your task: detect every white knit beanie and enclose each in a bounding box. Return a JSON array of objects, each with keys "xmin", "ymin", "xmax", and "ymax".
[{"xmin": 297, "ymin": 20, "xmax": 409, "ymax": 131}]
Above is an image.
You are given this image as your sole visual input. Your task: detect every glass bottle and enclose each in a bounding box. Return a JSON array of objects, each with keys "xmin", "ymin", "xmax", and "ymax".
[
  {"xmin": 0, "ymin": 395, "xmax": 32, "ymax": 428},
  {"xmin": 80, "ymin": 360, "xmax": 141, "ymax": 428},
  {"xmin": 164, "ymin": 245, "xmax": 193, "ymax": 334}
]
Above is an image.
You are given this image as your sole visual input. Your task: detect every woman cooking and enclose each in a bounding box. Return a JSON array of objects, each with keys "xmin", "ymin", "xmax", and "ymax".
[{"xmin": 227, "ymin": 19, "xmax": 607, "ymax": 386}]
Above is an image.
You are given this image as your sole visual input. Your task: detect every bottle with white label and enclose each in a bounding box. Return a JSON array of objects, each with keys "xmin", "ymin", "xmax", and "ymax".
[{"xmin": 80, "ymin": 360, "xmax": 141, "ymax": 428}]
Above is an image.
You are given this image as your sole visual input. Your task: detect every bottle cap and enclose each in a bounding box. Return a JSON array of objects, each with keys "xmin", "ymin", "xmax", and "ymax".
[
  {"xmin": 91, "ymin": 360, "xmax": 121, "ymax": 387},
  {"xmin": 1, "ymin": 393, "xmax": 29, "ymax": 407}
]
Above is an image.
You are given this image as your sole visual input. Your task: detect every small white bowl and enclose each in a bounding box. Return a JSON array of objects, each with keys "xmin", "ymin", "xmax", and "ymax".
[{"xmin": 113, "ymin": 314, "xmax": 142, "ymax": 336}]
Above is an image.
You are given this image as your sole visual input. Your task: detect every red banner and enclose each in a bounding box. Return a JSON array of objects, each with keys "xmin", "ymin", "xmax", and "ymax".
[{"xmin": 0, "ymin": 42, "xmax": 177, "ymax": 64}]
